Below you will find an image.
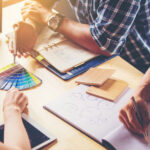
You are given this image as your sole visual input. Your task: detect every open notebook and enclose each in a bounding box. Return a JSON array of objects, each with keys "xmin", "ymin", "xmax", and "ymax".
[
  {"xmin": 33, "ymin": 27, "xmax": 98, "ymax": 73},
  {"xmin": 103, "ymin": 124, "xmax": 150, "ymax": 150},
  {"xmin": 44, "ymin": 85, "xmax": 150, "ymax": 149}
]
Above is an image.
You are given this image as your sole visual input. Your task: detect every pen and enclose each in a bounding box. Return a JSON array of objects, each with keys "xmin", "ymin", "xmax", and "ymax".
[
  {"xmin": 131, "ymin": 96, "xmax": 149, "ymax": 143},
  {"xmin": 13, "ymin": 26, "xmax": 18, "ymax": 64}
]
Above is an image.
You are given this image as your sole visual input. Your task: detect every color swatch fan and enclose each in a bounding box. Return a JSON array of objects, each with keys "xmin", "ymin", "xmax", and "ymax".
[{"xmin": 0, "ymin": 64, "xmax": 42, "ymax": 90}]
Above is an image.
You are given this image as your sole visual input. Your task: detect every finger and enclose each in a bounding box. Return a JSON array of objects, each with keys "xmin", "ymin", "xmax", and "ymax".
[
  {"xmin": 12, "ymin": 90, "xmax": 22, "ymax": 101},
  {"xmin": 119, "ymin": 116, "xmax": 130, "ymax": 130},
  {"xmin": 119, "ymin": 109, "xmax": 138, "ymax": 134},
  {"xmin": 23, "ymin": 1, "xmax": 33, "ymax": 7},
  {"xmin": 21, "ymin": 5, "xmax": 30, "ymax": 11},
  {"xmin": 119, "ymin": 110, "xmax": 131, "ymax": 130},
  {"xmin": 126, "ymin": 106, "xmax": 143, "ymax": 133},
  {"xmin": 22, "ymin": 11, "xmax": 38, "ymax": 21},
  {"xmin": 9, "ymin": 87, "xmax": 18, "ymax": 92},
  {"xmin": 13, "ymin": 23, "xmax": 19, "ymax": 30},
  {"xmin": 23, "ymin": 52, "xmax": 30, "ymax": 58},
  {"xmin": 21, "ymin": 5, "xmax": 37, "ymax": 12},
  {"xmin": 8, "ymin": 40, "xmax": 14, "ymax": 51},
  {"xmin": 21, "ymin": 9, "xmax": 38, "ymax": 19},
  {"xmin": 139, "ymin": 105, "xmax": 150, "ymax": 129},
  {"xmin": 19, "ymin": 95, "xmax": 28, "ymax": 111},
  {"xmin": 16, "ymin": 51, "xmax": 22, "ymax": 58},
  {"xmin": 23, "ymin": 107, "xmax": 29, "ymax": 114},
  {"xmin": 10, "ymin": 49, "xmax": 14, "ymax": 53},
  {"xmin": 17, "ymin": 48, "xmax": 24, "ymax": 55},
  {"xmin": 13, "ymin": 21, "xmax": 22, "ymax": 29}
]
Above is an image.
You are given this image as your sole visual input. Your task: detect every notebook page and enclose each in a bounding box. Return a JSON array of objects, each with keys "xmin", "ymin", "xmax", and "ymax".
[
  {"xmin": 44, "ymin": 85, "xmax": 133, "ymax": 142},
  {"xmin": 34, "ymin": 27, "xmax": 98, "ymax": 73},
  {"xmin": 104, "ymin": 104, "xmax": 150, "ymax": 150},
  {"xmin": 104, "ymin": 124, "xmax": 150, "ymax": 150},
  {"xmin": 34, "ymin": 26, "xmax": 66, "ymax": 51}
]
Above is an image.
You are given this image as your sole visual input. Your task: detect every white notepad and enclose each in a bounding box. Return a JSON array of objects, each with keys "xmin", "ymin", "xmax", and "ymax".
[
  {"xmin": 34, "ymin": 27, "xmax": 98, "ymax": 73},
  {"xmin": 44, "ymin": 85, "xmax": 138, "ymax": 146}
]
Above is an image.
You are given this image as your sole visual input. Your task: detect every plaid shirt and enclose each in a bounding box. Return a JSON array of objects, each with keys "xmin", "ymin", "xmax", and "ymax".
[{"xmin": 68, "ymin": 0, "xmax": 150, "ymax": 72}]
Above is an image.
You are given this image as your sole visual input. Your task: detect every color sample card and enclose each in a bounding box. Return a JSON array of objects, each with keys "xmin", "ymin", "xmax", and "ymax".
[
  {"xmin": 86, "ymin": 79, "xmax": 128, "ymax": 102},
  {"xmin": 0, "ymin": 64, "xmax": 42, "ymax": 91}
]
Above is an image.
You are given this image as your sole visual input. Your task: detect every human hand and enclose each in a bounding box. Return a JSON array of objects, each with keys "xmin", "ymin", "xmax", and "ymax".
[
  {"xmin": 119, "ymin": 68, "xmax": 150, "ymax": 135},
  {"xmin": 3, "ymin": 88, "xmax": 28, "ymax": 115},
  {"xmin": 8, "ymin": 21, "xmax": 38, "ymax": 57},
  {"xmin": 134, "ymin": 67, "xmax": 150, "ymax": 102},
  {"xmin": 21, "ymin": 0, "xmax": 53, "ymax": 26},
  {"xmin": 119, "ymin": 97, "xmax": 149, "ymax": 134}
]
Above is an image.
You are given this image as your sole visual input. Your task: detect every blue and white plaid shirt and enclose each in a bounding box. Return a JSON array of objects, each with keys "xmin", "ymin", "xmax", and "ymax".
[{"xmin": 68, "ymin": 0, "xmax": 150, "ymax": 72}]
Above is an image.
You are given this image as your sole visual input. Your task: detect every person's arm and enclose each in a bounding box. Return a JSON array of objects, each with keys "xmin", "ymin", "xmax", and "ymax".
[
  {"xmin": 20, "ymin": 1, "xmax": 110, "ymax": 55},
  {"xmin": 119, "ymin": 68, "xmax": 150, "ymax": 134},
  {"xmin": 57, "ymin": 18, "xmax": 110, "ymax": 55},
  {"xmin": 20, "ymin": 0, "xmax": 141, "ymax": 55},
  {"xmin": 33, "ymin": 0, "xmax": 58, "ymax": 8},
  {"xmin": 0, "ymin": 88, "xmax": 31, "ymax": 150}
]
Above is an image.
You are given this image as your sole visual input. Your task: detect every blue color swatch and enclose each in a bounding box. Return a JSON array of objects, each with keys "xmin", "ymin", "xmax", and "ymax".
[{"xmin": 0, "ymin": 64, "xmax": 42, "ymax": 91}]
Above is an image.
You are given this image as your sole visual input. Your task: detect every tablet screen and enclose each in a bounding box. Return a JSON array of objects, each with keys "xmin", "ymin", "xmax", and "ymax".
[
  {"xmin": 0, "ymin": 118, "xmax": 54, "ymax": 149},
  {"xmin": 23, "ymin": 119, "xmax": 50, "ymax": 148}
]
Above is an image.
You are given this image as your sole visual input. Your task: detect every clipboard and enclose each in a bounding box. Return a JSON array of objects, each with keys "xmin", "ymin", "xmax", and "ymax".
[{"xmin": 30, "ymin": 49, "xmax": 118, "ymax": 80}]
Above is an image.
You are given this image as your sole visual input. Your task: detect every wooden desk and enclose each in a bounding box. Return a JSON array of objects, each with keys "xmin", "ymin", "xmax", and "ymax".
[
  {"xmin": 0, "ymin": 34, "xmax": 144, "ymax": 150},
  {"xmin": 0, "ymin": 2, "xmax": 144, "ymax": 150}
]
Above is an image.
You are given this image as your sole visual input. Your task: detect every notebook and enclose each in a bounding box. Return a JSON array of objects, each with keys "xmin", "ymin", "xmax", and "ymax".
[
  {"xmin": 103, "ymin": 122, "xmax": 150, "ymax": 150},
  {"xmin": 44, "ymin": 84, "xmax": 144, "ymax": 149},
  {"xmin": 33, "ymin": 27, "xmax": 98, "ymax": 73}
]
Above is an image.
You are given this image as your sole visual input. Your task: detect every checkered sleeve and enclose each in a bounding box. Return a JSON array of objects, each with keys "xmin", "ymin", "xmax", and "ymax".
[{"xmin": 90, "ymin": 0, "xmax": 141, "ymax": 54}]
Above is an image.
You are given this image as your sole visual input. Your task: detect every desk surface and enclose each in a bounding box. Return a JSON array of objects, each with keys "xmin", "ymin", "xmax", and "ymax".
[
  {"xmin": 0, "ymin": 2, "xmax": 144, "ymax": 150},
  {"xmin": 0, "ymin": 34, "xmax": 143, "ymax": 150}
]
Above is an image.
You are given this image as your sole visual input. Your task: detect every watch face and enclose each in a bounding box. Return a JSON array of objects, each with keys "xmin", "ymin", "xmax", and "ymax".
[
  {"xmin": 51, "ymin": 17, "xmax": 59, "ymax": 29},
  {"xmin": 48, "ymin": 15, "xmax": 63, "ymax": 31}
]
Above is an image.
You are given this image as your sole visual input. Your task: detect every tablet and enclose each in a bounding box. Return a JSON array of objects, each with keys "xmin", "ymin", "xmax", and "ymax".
[{"xmin": 0, "ymin": 114, "xmax": 56, "ymax": 150}]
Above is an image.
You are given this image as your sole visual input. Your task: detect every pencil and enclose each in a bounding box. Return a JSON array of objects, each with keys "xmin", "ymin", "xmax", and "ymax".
[
  {"xmin": 131, "ymin": 96, "xmax": 149, "ymax": 143},
  {"xmin": 13, "ymin": 26, "xmax": 17, "ymax": 64}
]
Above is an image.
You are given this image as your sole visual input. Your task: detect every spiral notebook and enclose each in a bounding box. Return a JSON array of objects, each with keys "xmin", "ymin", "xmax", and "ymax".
[
  {"xmin": 33, "ymin": 27, "xmax": 98, "ymax": 73},
  {"xmin": 44, "ymin": 85, "xmax": 150, "ymax": 150}
]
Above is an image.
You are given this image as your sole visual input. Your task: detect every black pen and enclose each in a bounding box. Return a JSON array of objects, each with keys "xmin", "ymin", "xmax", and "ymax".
[{"xmin": 131, "ymin": 96, "xmax": 149, "ymax": 143}]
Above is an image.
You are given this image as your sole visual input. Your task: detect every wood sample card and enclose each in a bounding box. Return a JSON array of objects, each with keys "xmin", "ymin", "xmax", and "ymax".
[
  {"xmin": 86, "ymin": 79, "xmax": 128, "ymax": 101},
  {"xmin": 76, "ymin": 68, "xmax": 115, "ymax": 86}
]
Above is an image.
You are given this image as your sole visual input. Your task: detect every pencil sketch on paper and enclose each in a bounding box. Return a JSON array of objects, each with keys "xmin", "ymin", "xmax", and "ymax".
[
  {"xmin": 45, "ymin": 84, "xmax": 133, "ymax": 140},
  {"xmin": 56, "ymin": 85, "xmax": 115, "ymax": 126}
]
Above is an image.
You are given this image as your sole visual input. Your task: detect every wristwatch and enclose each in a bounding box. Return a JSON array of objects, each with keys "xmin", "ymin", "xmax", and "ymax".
[{"xmin": 47, "ymin": 13, "xmax": 64, "ymax": 31}]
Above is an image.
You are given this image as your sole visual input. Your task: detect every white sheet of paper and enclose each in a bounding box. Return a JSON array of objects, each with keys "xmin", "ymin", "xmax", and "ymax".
[
  {"xmin": 104, "ymin": 124, "xmax": 150, "ymax": 150},
  {"xmin": 44, "ymin": 85, "xmax": 133, "ymax": 142}
]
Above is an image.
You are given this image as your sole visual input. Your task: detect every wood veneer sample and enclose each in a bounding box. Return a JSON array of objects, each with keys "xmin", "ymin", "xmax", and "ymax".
[
  {"xmin": 86, "ymin": 79, "xmax": 128, "ymax": 102},
  {"xmin": 76, "ymin": 68, "xmax": 115, "ymax": 86}
]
